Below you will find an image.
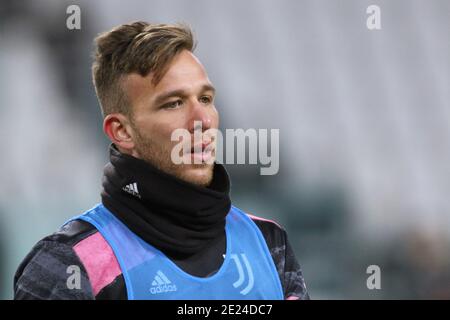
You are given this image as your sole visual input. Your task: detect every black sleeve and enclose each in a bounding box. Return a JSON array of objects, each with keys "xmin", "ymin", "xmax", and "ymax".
[
  {"xmin": 252, "ymin": 218, "xmax": 310, "ymax": 300},
  {"xmin": 14, "ymin": 240, "xmax": 95, "ymax": 300},
  {"xmin": 282, "ymin": 230, "xmax": 310, "ymax": 299}
]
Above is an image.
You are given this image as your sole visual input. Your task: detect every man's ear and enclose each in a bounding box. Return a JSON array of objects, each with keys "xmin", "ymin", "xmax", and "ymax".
[{"xmin": 103, "ymin": 113, "xmax": 136, "ymax": 151}]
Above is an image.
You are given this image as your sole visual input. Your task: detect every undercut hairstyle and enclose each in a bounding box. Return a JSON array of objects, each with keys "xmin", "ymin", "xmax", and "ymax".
[{"xmin": 92, "ymin": 21, "xmax": 196, "ymax": 118}]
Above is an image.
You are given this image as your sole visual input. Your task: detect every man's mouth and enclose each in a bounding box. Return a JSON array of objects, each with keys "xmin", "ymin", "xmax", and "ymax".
[{"xmin": 189, "ymin": 142, "xmax": 214, "ymax": 163}]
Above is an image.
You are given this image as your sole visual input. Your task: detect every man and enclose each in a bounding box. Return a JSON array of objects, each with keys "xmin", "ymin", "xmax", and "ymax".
[{"xmin": 14, "ymin": 21, "xmax": 309, "ymax": 300}]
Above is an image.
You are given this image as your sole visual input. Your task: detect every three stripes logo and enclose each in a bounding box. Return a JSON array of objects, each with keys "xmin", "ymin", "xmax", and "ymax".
[
  {"xmin": 122, "ymin": 182, "xmax": 141, "ymax": 199},
  {"xmin": 230, "ymin": 253, "xmax": 254, "ymax": 295},
  {"xmin": 150, "ymin": 270, "xmax": 177, "ymax": 294}
]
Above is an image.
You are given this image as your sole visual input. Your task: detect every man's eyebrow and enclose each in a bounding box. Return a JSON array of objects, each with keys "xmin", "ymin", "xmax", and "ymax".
[
  {"xmin": 201, "ymin": 84, "xmax": 216, "ymax": 94},
  {"xmin": 153, "ymin": 84, "xmax": 216, "ymax": 106}
]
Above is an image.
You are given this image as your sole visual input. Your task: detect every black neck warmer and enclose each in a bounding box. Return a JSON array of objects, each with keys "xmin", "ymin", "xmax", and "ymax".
[{"xmin": 101, "ymin": 144, "xmax": 231, "ymax": 258}]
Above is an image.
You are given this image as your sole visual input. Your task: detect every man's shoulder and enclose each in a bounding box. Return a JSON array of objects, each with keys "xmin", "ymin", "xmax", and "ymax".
[
  {"xmin": 231, "ymin": 206, "xmax": 288, "ymax": 247},
  {"xmin": 47, "ymin": 219, "xmax": 98, "ymax": 245},
  {"xmin": 234, "ymin": 207, "xmax": 310, "ymax": 300},
  {"xmin": 14, "ymin": 220, "xmax": 97, "ymax": 299},
  {"xmin": 14, "ymin": 217, "xmax": 126, "ymax": 300},
  {"xmin": 247, "ymin": 213, "xmax": 286, "ymax": 235},
  {"xmin": 15, "ymin": 219, "xmax": 97, "ymax": 277}
]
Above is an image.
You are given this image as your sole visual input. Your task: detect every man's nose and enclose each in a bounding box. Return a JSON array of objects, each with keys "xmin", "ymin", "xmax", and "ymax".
[{"xmin": 188, "ymin": 101, "xmax": 212, "ymax": 133}]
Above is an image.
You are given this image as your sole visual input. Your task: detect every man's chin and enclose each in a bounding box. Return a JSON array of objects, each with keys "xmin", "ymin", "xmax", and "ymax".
[
  {"xmin": 176, "ymin": 163, "xmax": 215, "ymax": 187},
  {"xmin": 135, "ymin": 149, "xmax": 214, "ymax": 187}
]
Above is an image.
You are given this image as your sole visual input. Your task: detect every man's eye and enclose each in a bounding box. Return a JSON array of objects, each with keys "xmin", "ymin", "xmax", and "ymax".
[
  {"xmin": 199, "ymin": 96, "xmax": 212, "ymax": 104},
  {"xmin": 163, "ymin": 100, "xmax": 183, "ymax": 109}
]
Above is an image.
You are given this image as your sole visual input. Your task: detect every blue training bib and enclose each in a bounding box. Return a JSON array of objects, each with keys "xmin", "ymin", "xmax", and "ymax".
[{"xmin": 69, "ymin": 204, "xmax": 284, "ymax": 300}]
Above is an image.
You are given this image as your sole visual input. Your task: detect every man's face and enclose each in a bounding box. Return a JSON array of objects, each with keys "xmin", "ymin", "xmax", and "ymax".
[{"xmin": 122, "ymin": 50, "xmax": 219, "ymax": 187}]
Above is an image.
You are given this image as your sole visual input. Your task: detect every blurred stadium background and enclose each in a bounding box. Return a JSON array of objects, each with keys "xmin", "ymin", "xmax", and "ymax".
[{"xmin": 0, "ymin": 0, "xmax": 449, "ymax": 299}]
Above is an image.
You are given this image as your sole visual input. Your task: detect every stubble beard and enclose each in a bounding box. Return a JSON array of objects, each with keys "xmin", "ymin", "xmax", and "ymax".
[{"xmin": 132, "ymin": 125, "xmax": 215, "ymax": 187}]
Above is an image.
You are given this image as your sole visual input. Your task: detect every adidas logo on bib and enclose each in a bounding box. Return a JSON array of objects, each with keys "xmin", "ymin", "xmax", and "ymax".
[{"xmin": 150, "ymin": 270, "xmax": 177, "ymax": 294}]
